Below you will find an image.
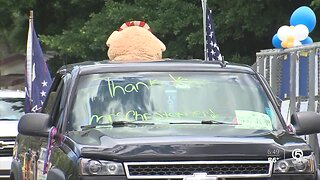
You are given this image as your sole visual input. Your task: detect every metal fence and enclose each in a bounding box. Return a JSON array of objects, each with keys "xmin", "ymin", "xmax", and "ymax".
[{"xmin": 255, "ymin": 42, "xmax": 320, "ymax": 164}]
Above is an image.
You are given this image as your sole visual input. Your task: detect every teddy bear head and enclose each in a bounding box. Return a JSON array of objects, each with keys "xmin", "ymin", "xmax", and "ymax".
[{"xmin": 106, "ymin": 21, "xmax": 166, "ymax": 61}]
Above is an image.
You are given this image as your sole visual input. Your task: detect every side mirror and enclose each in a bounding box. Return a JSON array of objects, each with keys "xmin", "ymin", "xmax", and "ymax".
[
  {"xmin": 291, "ymin": 111, "xmax": 320, "ymax": 135},
  {"xmin": 18, "ymin": 113, "xmax": 50, "ymax": 137}
]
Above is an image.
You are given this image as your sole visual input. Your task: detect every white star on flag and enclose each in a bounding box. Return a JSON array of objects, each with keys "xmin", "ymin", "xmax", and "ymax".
[
  {"xmin": 42, "ymin": 80, "xmax": 48, "ymax": 87},
  {"xmin": 211, "ymin": 49, "xmax": 216, "ymax": 55},
  {"xmin": 209, "ymin": 32, "xmax": 213, "ymax": 38},
  {"xmin": 40, "ymin": 90, "xmax": 46, "ymax": 97}
]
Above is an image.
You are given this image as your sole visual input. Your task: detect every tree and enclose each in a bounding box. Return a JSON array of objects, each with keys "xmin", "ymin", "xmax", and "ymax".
[
  {"xmin": 0, "ymin": 0, "xmax": 105, "ymax": 72},
  {"xmin": 41, "ymin": 0, "xmax": 204, "ymax": 72},
  {"xmin": 209, "ymin": 0, "xmax": 315, "ymax": 64},
  {"xmin": 0, "ymin": 0, "xmax": 30, "ymax": 57},
  {"xmin": 0, "ymin": 0, "xmax": 318, "ymax": 73}
]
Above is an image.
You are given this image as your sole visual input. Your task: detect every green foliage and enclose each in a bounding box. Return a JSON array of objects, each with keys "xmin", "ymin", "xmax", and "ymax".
[
  {"xmin": 0, "ymin": 0, "xmax": 31, "ymax": 56},
  {"xmin": 209, "ymin": 0, "xmax": 312, "ymax": 64},
  {"xmin": 0, "ymin": 0, "xmax": 104, "ymax": 58},
  {"xmin": 41, "ymin": 0, "xmax": 204, "ymax": 63},
  {"xmin": 0, "ymin": 0, "xmax": 319, "ymax": 70}
]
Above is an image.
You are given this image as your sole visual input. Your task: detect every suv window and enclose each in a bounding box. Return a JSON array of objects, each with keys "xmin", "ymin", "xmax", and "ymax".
[
  {"xmin": 0, "ymin": 96, "xmax": 24, "ymax": 121},
  {"xmin": 42, "ymin": 75, "xmax": 64, "ymax": 127},
  {"xmin": 68, "ymin": 72, "xmax": 283, "ymax": 135}
]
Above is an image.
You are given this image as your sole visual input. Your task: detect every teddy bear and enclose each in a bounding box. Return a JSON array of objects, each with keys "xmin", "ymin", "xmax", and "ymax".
[{"xmin": 106, "ymin": 21, "xmax": 166, "ymax": 61}]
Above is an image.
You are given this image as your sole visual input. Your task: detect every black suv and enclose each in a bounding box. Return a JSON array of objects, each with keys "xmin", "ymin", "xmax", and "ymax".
[{"xmin": 10, "ymin": 60, "xmax": 320, "ymax": 180}]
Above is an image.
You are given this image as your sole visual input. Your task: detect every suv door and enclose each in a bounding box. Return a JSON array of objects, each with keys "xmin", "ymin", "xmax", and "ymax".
[
  {"xmin": 11, "ymin": 74, "xmax": 64, "ymax": 180},
  {"xmin": 42, "ymin": 73, "xmax": 78, "ymax": 180}
]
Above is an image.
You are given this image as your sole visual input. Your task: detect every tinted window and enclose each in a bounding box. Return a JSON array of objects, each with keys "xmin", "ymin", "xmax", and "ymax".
[{"xmin": 0, "ymin": 97, "xmax": 24, "ymax": 120}]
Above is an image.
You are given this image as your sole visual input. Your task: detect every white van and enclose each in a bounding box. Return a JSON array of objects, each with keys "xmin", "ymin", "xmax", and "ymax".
[{"xmin": 0, "ymin": 90, "xmax": 24, "ymax": 179}]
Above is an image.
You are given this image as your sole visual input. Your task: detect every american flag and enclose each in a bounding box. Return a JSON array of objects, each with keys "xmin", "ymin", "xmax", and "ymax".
[
  {"xmin": 25, "ymin": 14, "xmax": 52, "ymax": 113},
  {"xmin": 206, "ymin": 8, "xmax": 222, "ymax": 61}
]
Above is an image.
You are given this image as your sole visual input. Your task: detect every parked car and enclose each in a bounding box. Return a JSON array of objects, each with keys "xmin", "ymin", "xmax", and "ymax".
[
  {"xmin": 10, "ymin": 60, "xmax": 320, "ymax": 180},
  {"xmin": 0, "ymin": 90, "xmax": 24, "ymax": 179}
]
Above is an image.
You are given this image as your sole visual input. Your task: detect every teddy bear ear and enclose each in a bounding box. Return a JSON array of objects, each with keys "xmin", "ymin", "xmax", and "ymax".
[{"xmin": 106, "ymin": 31, "xmax": 119, "ymax": 47}]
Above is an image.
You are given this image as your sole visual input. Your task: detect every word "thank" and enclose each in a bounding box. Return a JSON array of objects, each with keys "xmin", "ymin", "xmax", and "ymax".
[{"xmin": 107, "ymin": 78, "xmax": 157, "ymax": 97}]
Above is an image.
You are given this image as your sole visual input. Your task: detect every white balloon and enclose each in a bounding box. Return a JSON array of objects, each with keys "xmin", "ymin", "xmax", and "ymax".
[
  {"xmin": 277, "ymin": 25, "xmax": 292, "ymax": 41},
  {"xmin": 294, "ymin": 40, "xmax": 302, "ymax": 47},
  {"xmin": 293, "ymin": 24, "xmax": 309, "ymax": 41}
]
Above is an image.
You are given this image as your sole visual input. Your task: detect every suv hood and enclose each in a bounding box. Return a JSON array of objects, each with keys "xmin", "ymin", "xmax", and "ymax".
[
  {"xmin": 0, "ymin": 120, "xmax": 18, "ymax": 137},
  {"xmin": 68, "ymin": 125, "xmax": 311, "ymax": 161}
]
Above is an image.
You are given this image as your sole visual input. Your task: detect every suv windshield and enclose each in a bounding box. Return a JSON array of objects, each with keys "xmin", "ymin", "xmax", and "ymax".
[
  {"xmin": 69, "ymin": 72, "xmax": 283, "ymax": 134},
  {"xmin": 0, "ymin": 97, "xmax": 24, "ymax": 121}
]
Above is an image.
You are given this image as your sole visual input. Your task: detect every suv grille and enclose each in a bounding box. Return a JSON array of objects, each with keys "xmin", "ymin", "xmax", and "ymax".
[
  {"xmin": 124, "ymin": 161, "xmax": 272, "ymax": 179},
  {"xmin": 0, "ymin": 137, "xmax": 15, "ymax": 157}
]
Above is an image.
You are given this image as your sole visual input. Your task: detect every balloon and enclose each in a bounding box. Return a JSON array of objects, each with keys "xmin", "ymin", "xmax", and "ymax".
[
  {"xmin": 277, "ymin": 25, "xmax": 292, "ymax": 41},
  {"xmin": 290, "ymin": 6, "xmax": 316, "ymax": 32},
  {"xmin": 272, "ymin": 34, "xmax": 282, "ymax": 48},
  {"xmin": 281, "ymin": 41, "xmax": 288, "ymax": 48},
  {"xmin": 287, "ymin": 41, "xmax": 294, "ymax": 48},
  {"xmin": 293, "ymin": 40, "xmax": 302, "ymax": 47},
  {"xmin": 301, "ymin": 36, "xmax": 313, "ymax": 45},
  {"xmin": 287, "ymin": 35, "xmax": 295, "ymax": 42},
  {"xmin": 293, "ymin": 24, "xmax": 309, "ymax": 41}
]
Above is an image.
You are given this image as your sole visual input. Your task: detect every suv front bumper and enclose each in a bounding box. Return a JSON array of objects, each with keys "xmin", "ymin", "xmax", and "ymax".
[
  {"xmin": 79, "ymin": 174, "xmax": 317, "ymax": 180},
  {"xmin": 0, "ymin": 156, "xmax": 12, "ymax": 179}
]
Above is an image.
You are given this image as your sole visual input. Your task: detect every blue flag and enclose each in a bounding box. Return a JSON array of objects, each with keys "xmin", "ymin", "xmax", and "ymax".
[
  {"xmin": 25, "ymin": 16, "xmax": 52, "ymax": 113},
  {"xmin": 206, "ymin": 8, "xmax": 222, "ymax": 61}
]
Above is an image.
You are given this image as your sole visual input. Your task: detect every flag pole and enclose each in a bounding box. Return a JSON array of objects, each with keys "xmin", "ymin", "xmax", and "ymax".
[
  {"xmin": 26, "ymin": 10, "xmax": 34, "ymax": 109},
  {"xmin": 201, "ymin": 0, "xmax": 207, "ymax": 61},
  {"xmin": 29, "ymin": 10, "xmax": 33, "ymax": 22}
]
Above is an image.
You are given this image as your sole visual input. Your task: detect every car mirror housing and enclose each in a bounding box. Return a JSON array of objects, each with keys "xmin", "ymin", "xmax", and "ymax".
[
  {"xmin": 18, "ymin": 113, "xmax": 50, "ymax": 137},
  {"xmin": 291, "ymin": 111, "xmax": 320, "ymax": 135}
]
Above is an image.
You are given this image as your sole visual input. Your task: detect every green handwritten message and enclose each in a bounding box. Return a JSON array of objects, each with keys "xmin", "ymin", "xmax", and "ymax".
[
  {"xmin": 89, "ymin": 108, "xmax": 218, "ymax": 124},
  {"xmin": 169, "ymin": 74, "xmax": 208, "ymax": 88},
  {"xmin": 106, "ymin": 74, "xmax": 209, "ymax": 97},
  {"xmin": 235, "ymin": 110, "xmax": 273, "ymax": 131},
  {"xmin": 107, "ymin": 78, "xmax": 157, "ymax": 97}
]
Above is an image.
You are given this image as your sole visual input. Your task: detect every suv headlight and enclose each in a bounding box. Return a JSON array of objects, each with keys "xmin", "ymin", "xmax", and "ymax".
[
  {"xmin": 274, "ymin": 154, "xmax": 315, "ymax": 173},
  {"xmin": 80, "ymin": 158, "xmax": 125, "ymax": 175}
]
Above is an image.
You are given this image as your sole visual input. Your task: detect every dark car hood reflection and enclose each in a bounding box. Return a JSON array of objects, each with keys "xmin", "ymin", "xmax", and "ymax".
[{"xmin": 67, "ymin": 124, "xmax": 310, "ymax": 161}]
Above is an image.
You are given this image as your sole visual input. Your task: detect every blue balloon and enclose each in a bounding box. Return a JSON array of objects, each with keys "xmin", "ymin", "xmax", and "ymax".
[
  {"xmin": 272, "ymin": 34, "xmax": 282, "ymax": 48},
  {"xmin": 290, "ymin": 6, "xmax": 316, "ymax": 32},
  {"xmin": 301, "ymin": 36, "xmax": 313, "ymax": 45}
]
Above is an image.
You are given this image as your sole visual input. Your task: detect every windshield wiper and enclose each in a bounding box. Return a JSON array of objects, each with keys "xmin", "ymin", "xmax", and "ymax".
[
  {"xmin": 81, "ymin": 121, "xmax": 155, "ymax": 130},
  {"xmin": 169, "ymin": 120, "xmax": 239, "ymax": 125}
]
